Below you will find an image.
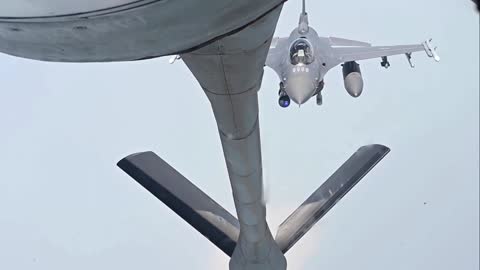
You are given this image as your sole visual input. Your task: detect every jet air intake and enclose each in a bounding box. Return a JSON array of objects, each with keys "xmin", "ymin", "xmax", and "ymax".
[{"xmin": 342, "ymin": 61, "xmax": 364, "ymax": 97}]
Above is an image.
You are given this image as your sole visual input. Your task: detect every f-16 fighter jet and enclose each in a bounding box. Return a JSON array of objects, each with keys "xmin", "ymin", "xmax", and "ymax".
[{"xmin": 267, "ymin": 0, "xmax": 440, "ymax": 107}]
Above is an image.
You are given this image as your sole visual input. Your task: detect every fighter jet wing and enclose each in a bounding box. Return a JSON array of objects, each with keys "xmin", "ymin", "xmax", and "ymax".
[
  {"xmin": 329, "ymin": 37, "xmax": 372, "ymax": 47},
  {"xmin": 266, "ymin": 37, "xmax": 289, "ymax": 78},
  {"xmin": 331, "ymin": 40, "xmax": 440, "ymax": 64}
]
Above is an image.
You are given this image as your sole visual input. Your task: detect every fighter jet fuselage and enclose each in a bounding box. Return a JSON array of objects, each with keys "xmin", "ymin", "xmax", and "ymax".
[{"xmin": 280, "ymin": 27, "xmax": 324, "ymax": 106}]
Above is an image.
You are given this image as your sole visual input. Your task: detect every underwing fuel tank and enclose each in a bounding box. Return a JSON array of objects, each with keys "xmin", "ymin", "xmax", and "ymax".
[{"xmin": 342, "ymin": 61, "xmax": 364, "ymax": 97}]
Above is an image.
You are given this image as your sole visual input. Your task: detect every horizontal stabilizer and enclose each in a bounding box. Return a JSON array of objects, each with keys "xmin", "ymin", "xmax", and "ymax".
[
  {"xmin": 118, "ymin": 152, "xmax": 240, "ymax": 257},
  {"xmin": 275, "ymin": 144, "xmax": 390, "ymax": 254},
  {"xmin": 329, "ymin": 37, "xmax": 372, "ymax": 47}
]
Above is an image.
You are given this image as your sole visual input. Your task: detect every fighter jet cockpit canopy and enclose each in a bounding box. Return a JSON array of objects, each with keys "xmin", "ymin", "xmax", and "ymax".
[{"xmin": 290, "ymin": 38, "xmax": 314, "ymax": 65}]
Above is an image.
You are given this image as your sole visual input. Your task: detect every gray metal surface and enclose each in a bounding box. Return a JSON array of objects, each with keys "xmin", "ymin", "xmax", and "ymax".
[
  {"xmin": 265, "ymin": 0, "xmax": 439, "ymax": 106},
  {"xmin": 275, "ymin": 144, "xmax": 390, "ymax": 254},
  {"xmin": 0, "ymin": 0, "xmax": 139, "ymax": 17},
  {"xmin": 0, "ymin": 0, "xmax": 285, "ymax": 62},
  {"xmin": 117, "ymin": 151, "xmax": 240, "ymax": 257},
  {"xmin": 181, "ymin": 5, "xmax": 287, "ymax": 270}
]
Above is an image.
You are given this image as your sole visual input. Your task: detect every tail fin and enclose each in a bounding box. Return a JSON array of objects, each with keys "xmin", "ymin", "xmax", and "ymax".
[
  {"xmin": 298, "ymin": 0, "xmax": 309, "ymax": 34},
  {"xmin": 118, "ymin": 152, "xmax": 240, "ymax": 257},
  {"xmin": 275, "ymin": 144, "xmax": 390, "ymax": 254}
]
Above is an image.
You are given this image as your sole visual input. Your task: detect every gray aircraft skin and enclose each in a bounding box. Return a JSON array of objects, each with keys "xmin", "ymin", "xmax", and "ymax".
[
  {"xmin": 0, "ymin": 1, "xmax": 425, "ymax": 269},
  {"xmin": 267, "ymin": 0, "xmax": 440, "ymax": 108}
]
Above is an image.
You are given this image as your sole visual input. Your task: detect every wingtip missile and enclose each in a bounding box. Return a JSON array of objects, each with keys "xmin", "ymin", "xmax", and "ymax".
[{"xmin": 423, "ymin": 39, "xmax": 440, "ymax": 62}]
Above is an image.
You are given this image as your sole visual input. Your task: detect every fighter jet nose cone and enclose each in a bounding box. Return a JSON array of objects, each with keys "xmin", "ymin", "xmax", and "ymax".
[
  {"xmin": 289, "ymin": 93, "xmax": 309, "ymax": 106},
  {"xmin": 291, "ymin": 93, "xmax": 309, "ymax": 105},
  {"xmin": 286, "ymin": 77, "xmax": 316, "ymax": 106}
]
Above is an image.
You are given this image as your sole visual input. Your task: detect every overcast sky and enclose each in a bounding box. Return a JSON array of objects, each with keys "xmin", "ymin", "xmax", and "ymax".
[{"xmin": 0, "ymin": 1, "xmax": 478, "ymax": 269}]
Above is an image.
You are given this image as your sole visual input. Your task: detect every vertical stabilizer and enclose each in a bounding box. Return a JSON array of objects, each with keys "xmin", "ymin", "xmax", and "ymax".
[{"xmin": 298, "ymin": 0, "xmax": 309, "ymax": 34}]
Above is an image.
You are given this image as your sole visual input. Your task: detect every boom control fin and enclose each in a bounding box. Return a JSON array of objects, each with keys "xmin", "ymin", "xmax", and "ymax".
[
  {"xmin": 118, "ymin": 152, "xmax": 240, "ymax": 257},
  {"xmin": 275, "ymin": 144, "xmax": 390, "ymax": 254},
  {"xmin": 117, "ymin": 144, "xmax": 390, "ymax": 257}
]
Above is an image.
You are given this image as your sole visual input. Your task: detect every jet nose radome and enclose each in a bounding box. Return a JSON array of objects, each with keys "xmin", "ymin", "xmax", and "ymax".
[{"xmin": 286, "ymin": 77, "xmax": 316, "ymax": 105}]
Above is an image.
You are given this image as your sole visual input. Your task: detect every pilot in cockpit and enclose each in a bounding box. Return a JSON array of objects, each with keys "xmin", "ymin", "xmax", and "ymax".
[{"xmin": 290, "ymin": 39, "xmax": 314, "ymax": 65}]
